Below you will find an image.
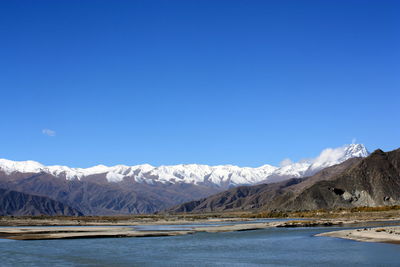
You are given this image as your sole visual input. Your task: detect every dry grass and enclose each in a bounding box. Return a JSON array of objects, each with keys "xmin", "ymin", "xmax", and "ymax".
[
  {"xmin": 2, "ymin": 205, "xmax": 400, "ymax": 226},
  {"xmin": 350, "ymin": 205, "xmax": 400, "ymax": 212},
  {"xmin": 238, "ymin": 205, "xmax": 400, "ymax": 220}
]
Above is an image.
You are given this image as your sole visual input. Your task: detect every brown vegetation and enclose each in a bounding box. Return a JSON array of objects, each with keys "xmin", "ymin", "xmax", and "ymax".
[
  {"xmin": 1, "ymin": 204, "xmax": 400, "ymax": 227},
  {"xmin": 239, "ymin": 205, "xmax": 400, "ymax": 220}
]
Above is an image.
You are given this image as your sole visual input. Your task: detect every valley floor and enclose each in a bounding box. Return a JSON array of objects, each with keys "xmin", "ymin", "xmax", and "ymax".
[
  {"xmin": 2, "ymin": 206, "xmax": 400, "ymax": 227},
  {"xmin": 1, "ymin": 207, "xmax": 400, "ymax": 242}
]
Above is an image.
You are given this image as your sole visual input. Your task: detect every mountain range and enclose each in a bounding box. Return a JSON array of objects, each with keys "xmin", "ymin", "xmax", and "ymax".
[
  {"xmin": 0, "ymin": 144, "xmax": 369, "ymax": 215},
  {"xmin": 169, "ymin": 148, "xmax": 400, "ymax": 213},
  {"xmin": 0, "ymin": 144, "xmax": 368, "ymax": 186}
]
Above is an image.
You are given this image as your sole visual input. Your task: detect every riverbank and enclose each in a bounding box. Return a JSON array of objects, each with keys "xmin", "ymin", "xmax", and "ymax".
[
  {"xmin": 1, "ymin": 218, "xmax": 398, "ymax": 240},
  {"xmin": 0, "ymin": 216, "xmax": 249, "ymax": 227},
  {"xmin": 0, "ymin": 219, "xmax": 348, "ymax": 240},
  {"xmin": 316, "ymin": 226, "xmax": 400, "ymax": 244},
  {"xmin": 2, "ymin": 206, "xmax": 400, "ymax": 227},
  {"xmin": 0, "ymin": 226, "xmax": 196, "ymax": 240},
  {"xmin": 0, "ymin": 213, "xmax": 255, "ymax": 227},
  {"xmin": 0, "ymin": 222, "xmax": 283, "ymax": 240}
]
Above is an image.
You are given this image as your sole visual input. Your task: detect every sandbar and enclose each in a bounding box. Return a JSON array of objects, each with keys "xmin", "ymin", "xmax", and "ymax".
[{"xmin": 316, "ymin": 226, "xmax": 400, "ymax": 244}]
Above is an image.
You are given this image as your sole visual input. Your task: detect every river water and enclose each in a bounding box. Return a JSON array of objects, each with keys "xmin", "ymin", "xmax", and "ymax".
[{"xmin": 1, "ymin": 222, "xmax": 400, "ymax": 266}]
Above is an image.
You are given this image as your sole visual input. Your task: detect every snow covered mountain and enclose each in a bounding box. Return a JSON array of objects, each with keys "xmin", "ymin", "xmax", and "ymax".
[{"xmin": 0, "ymin": 144, "xmax": 369, "ymax": 187}]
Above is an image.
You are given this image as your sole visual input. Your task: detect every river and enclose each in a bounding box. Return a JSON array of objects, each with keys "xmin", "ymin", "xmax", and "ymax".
[{"xmin": 1, "ymin": 222, "xmax": 399, "ymax": 266}]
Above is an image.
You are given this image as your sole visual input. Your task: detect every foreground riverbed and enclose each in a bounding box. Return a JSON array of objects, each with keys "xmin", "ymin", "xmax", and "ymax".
[
  {"xmin": 2, "ymin": 218, "xmax": 400, "ymax": 241},
  {"xmin": 2, "ymin": 208, "xmax": 400, "ymax": 242},
  {"xmin": 0, "ymin": 221, "xmax": 305, "ymax": 240}
]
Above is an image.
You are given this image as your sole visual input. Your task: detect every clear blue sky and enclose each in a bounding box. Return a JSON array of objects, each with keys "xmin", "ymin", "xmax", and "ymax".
[{"xmin": 0, "ymin": 0, "xmax": 399, "ymax": 167}]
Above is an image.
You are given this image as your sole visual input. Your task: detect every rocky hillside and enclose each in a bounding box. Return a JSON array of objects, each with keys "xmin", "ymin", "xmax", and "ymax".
[
  {"xmin": 0, "ymin": 188, "xmax": 82, "ymax": 216},
  {"xmin": 0, "ymin": 172, "xmax": 219, "ymax": 215},
  {"xmin": 281, "ymin": 148, "xmax": 400, "ymax": 210},
  {"xmin": 168, "ymin": 148, "xmax": 400, "ymax": 213}
]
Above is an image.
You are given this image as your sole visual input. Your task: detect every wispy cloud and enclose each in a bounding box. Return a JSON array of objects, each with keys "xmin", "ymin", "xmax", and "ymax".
[
  {"xmin": 279, "ymin": 158, "xmax": 293, "ymax": 167},
  {"xmin": 42, "ymin": 129, "xmax": 56, "ymax": 137}
]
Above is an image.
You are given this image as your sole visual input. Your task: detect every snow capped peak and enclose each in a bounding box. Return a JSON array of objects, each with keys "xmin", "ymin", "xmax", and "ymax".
[
  {"xmin": 312, "ymin": 143, "xmax": 368, "ymax": 164},
  {"xmin": 307, "ymin": 143, "xmax": 369, "ymax": 173},
  {"xmin": 0, "ymin": 144, "xmax": 370, "ymax": 186},
  {"xmin": 0, "ymin": 159, "xmax": 45, "ymax": 174},
  {"xmin": 343, "ymin": 143, "xmax": 369, "ymax": 159}
]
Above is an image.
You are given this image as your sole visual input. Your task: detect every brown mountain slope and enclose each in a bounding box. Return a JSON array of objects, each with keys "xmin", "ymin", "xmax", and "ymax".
[
  {"xmin": 0, "ymin": 172, "xmax": 220, "ymax": 215},
  {"xmin": 0, "ymin": 188, "xmax": 82, "ymax": 216},
  {"xmin": 280, "ymin": 148, "xmax": 400, "ymax": 210},
  {"xmin": 168, "ymin": 157, "xmax": 362, "ymax": 213},
  {"xmin": 169, "ymin": 148, "xmax": 400, "ymax": 213}
]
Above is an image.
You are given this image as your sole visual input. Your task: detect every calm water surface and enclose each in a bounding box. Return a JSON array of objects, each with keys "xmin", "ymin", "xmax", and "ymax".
[{"xmin": 1, "ymin": 223, "xmax": 400, "ymax": 266}]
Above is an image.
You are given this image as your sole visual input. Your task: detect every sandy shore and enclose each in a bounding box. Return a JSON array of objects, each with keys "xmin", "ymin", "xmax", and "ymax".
[
  {"xmin": 194, "ymin": 222, "xmax": 278, "ymax": 233},
  {"xmin": 0, "ymin": 222, "xmax": 281, "ymax": 240},
  {"xmin": 0, "ymin": 226, "xmax": 196, "ymax": 240},
  {"xmin": 316, "ymin": 226, "xmax": 400, "ymax": 244},
  {"xmin": 0, "ymin": 219, "xmax": 364, "ymax": 240}
]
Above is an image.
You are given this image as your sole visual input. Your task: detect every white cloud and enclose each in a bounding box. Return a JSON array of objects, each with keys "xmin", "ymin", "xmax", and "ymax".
[
  {"xmin": 42, "ymin": 129, "xmax": 56, "ymax": 137},
  {"xmin": 312, "ymin": 147, "xmax": 346, "ymax": 165},
  {"xmin": 279, "ymin": 158, "xmax": 293, "ymax": 167}
]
